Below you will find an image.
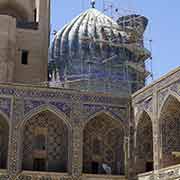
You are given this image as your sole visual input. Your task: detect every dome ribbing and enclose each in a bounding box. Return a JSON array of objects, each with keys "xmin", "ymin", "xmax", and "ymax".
[{"xmin": 49, "ymin": 8, "xmax": 150, "ymax": 96}]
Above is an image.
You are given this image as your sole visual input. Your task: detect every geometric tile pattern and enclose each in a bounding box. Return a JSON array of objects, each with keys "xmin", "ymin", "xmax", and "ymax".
[
  {"xmin": 24, "ymin": 99, "xmax": 45, "ymax": 115},
  {"xmin": 0, "ymin": 68, "xmax": 180, "ymax": 179},
  {"xmin": 160, "ymin": 96, "xmax": 180, "ymax": 168},
  {"xmin": 136, "ymin": 111, "xmax": 153, "ymax": 173},
  {"xmin": 83, "ymin": 104, "xmax": 127, "ymax": 124},
  {"xmin": 22, "ymin": 110, "xmax": 68, "ymax": 172},
  {"xmin": 24, "ymin": 99, "xmax": 71, "ymax": 118},
  {"xmin": 0, "ymin": 97, "xmax": 11, "ymax": 118},
  {"xmin": 83, "ymin": 113, "xmax": 125, "ymax": 175}
]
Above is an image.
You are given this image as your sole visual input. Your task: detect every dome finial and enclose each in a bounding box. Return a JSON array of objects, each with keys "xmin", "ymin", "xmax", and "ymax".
[{"xmin": 91, "ymin": 0, "xmax": 96, "ymax": 8}]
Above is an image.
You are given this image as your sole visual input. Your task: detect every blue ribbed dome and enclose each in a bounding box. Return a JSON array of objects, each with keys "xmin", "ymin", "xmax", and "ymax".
[
  {"xmin": 49, "ymin": 8, "xmax": 150, "ymax": 95},
  {"xmin": 51, "ymin": 9, "xmax": 124, "ymax": 61},
  {"xmin": 51, "ymin": 8, "xmax": 124, "ymax": 57}
]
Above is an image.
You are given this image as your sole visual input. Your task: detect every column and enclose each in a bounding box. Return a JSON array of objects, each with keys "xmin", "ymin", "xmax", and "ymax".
[
  {"xmin": 152, "ymin": 89, "xmax": 161, "ymax": 179},
  {"xmin": 70, "ymin": 102, "xmax": 83, "ymax": 178},
  {"xmin": 71, "ymin": 126, "xmax": 83, "ymax": 177},
  {"xmin": 8, "ymin": 98, "xmax": 24, "ymax": 179}
]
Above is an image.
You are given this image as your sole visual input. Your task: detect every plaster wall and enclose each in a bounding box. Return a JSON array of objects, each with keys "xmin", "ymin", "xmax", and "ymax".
[
  {"xmin": 0, "ymin": 0, "xmax": 50, "ymax": 84},
  {"xmin": 0, "ymin": 15, "xmax": 16, "ymax": 82},
  {"xmin": 0, "ymin": 0, "xmax": 35, "ymax": 21}
]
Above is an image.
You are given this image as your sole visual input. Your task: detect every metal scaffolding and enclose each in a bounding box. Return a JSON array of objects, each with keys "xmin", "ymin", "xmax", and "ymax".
[
  {"xmin": 77, "ymin": 3, "xmax": 153, "ymax": 93},
  {"xmin": 47, "ymin": 1, "xmax": 153, "ymax": 95}
]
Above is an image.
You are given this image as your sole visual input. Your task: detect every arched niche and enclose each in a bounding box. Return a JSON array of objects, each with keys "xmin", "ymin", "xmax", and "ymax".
[
  {"xmin": 136, "ymin": 111, "xmax": 153, "ymax": 174},
  {"xmin": 160, "ymin": 95, "xmax": 180, "ymax": 168},
  {"xmin": 0, "ymin": 114, "xmax": 9, "ymax": 169},
  {"xmin": 83, "ymin": 112, "xmax": 125, "ymax": 175},
  {"xmin": 22, "ymin": 110, "xmax": 69, "ymax": 172}
]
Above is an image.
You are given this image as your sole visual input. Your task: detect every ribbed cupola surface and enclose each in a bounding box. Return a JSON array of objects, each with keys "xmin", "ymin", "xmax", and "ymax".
[{"xmin": 49, "ymin": 8, "xmax": 150, "ymax": 96}]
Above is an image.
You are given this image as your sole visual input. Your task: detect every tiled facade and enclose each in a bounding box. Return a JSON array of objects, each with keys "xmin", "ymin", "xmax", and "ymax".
[
  {"xmin": 0, "ymin": 83, "xmax": 129, "ymax": 180},
  {"xmin": 0, "ymin": 68, "xmax": 180, "ymax": 180},
  {"xmin": 0, "ymin": 0, "xmax": 180, "ymax": 180},
  {"xmin": 132, "ymin": 67, "xmax": 180, "ymax": 180}
]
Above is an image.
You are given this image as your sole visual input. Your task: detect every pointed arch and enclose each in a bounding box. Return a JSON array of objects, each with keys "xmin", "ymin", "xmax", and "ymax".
[
  {"xmin": 137, "ymin": 111, "xmax": 152, "ymax": 125},
  {"xmin": 84, "ymin": 110, "xmax": 126, "ymax": 132},
  {"xmin": 135, "ymin": 111, "xmax": 153, "ymax": 174},
  {"xmin": 135, "ymin": 109, "xmax": 152, "ymax": 128},
  {"xmin": 21, "ymin": 106, "xmax": 70, "ymax": 172},
  {"xmin": 159, "ymin": 91, "xmax": 180, "ymax": 168},
  {"xmin": 83, "ymin": 111, "xmax": 125, "ymax": 175},
  {"xmin": 158, "ymin": 91, "xmax": 180, "ymax": 119},
  {"xmin": 19, "ymin": 104, "xmax": 71, "ymax": 130}
]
